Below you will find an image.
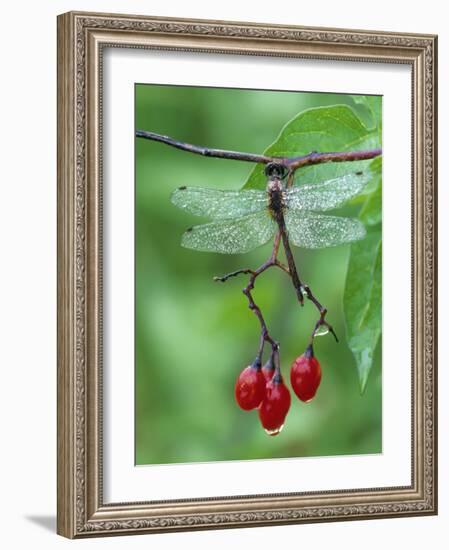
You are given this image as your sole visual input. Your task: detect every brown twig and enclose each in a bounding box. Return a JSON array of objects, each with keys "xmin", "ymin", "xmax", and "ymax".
[
  {"xmin": 136, "ymin": 129, "xmax": 381, "ymax": 169},
  {"xmin": 276, "ymin": 209, "xmax": 338, "ymax": 343}
]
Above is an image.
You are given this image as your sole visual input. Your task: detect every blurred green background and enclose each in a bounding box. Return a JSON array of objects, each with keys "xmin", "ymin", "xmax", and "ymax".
[{"xmin": 135, "ymin": 85, "xmax": 382, "ymax": 465}]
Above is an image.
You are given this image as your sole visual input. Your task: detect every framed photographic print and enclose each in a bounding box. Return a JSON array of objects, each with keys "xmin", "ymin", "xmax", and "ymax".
[{"xmin": 57, "ymin": 11, "xmax": 438, "ymax": 538}]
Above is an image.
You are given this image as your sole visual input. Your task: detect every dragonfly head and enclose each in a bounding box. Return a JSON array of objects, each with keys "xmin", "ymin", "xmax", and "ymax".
[{"xmin": 264, "ymin": 162, "xmax": 287, "ymax": 180}]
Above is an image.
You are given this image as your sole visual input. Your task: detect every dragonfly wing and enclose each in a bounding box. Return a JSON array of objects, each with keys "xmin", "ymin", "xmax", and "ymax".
[
  {"xmin": 171, "ymin": 187, "xmax": 267, "ymax": 219},
  {"xmin": 285, "ymin": 171, "xmax": 370, "ymax": 211},
  {"xmin": 181, "ymin": 211, "xmax": 276, "ymax": 254},
  {"xmin": 285, "ymin": 210, "xmax": 366, "ymax": 249}
]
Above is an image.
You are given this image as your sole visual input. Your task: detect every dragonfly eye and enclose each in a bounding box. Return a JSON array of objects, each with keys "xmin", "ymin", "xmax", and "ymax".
[{"xmin": 265, "ymin": 162, "xmax": 287, "ymax": 179}]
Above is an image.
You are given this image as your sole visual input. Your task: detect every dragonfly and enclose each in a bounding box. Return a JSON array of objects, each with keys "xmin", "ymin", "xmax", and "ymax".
[{"xmin": 170, "ymin": 163, "xmax": 369, "ymax": 254}]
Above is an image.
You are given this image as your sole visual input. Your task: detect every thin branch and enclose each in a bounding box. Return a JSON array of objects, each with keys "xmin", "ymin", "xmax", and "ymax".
[
  {"xmin": 136, "ymin": 130, "xmax": 278, "ymax": 165},
  {"xmin": 136, "ymin": 130, "xmax": 382, "ymax": 168},
  {"xmin": 276, "ymin": 212, "xmax": 338, "ymax": 342},
  {"xmin": 243, "ymin": 269, "xmax": 279, "ymax": 353},
  {"xmin": 301, "ymin": 284, "xmax": 339, "ymax": 343},
  {"xmin": 278, "ymin": 218, "xmax": 305, "ymax": 306},
  {"xmin": 213, "ymin": 268, "xmax": 255, "ymax": 282},
  {"xmin": 286, "ymin": 148, "xmax": 382, "ymax": 170}
]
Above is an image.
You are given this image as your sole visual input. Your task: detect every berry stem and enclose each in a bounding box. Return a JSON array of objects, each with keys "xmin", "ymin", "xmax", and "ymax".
[
  {"xmin": 301, "ymin": 284, "xmax": 339, "ymax": 343},
  {"xmin": 242, "ymin": 263, "xmax": 279, "ymax": 353},
  {"xmin": 277, "ymin": 194, "xmax": 339, "ymax": 343}
]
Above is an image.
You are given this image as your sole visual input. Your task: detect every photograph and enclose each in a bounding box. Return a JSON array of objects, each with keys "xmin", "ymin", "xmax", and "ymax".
[{"xmin": 135, "ymin": 85, "xmax": 383, "ymax": 465}]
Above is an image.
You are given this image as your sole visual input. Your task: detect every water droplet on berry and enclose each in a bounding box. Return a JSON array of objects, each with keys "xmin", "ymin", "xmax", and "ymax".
[
  {"xmin": 264, "ymin": 424, "xmax": 284, "ymax": 436},
  {"xmin": 258, "ymin": 375, "xmax": 291, "ymax": 434}
]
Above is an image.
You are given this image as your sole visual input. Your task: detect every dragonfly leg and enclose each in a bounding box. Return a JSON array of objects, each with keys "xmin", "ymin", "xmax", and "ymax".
[{"xmin": 286, "ymin": 168, "xmax": 295, "ymax": 189}]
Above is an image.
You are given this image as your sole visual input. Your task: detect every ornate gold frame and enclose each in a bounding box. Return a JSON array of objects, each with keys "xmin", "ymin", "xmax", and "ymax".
[{"xmin": 57, "ymin": 11, "xmax": 438, "ymax": 538}]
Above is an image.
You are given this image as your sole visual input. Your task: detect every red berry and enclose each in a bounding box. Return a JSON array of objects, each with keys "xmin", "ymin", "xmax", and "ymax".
[
  {"xmin": 261, "ymin": 357, "xmax": 276, "ymax": 382},
  {"xmin": 290, "ymin": 345, "xmax": 322, "ymax": 402},
  {"xmin": 258, "ymin": 373, "xmax": 291, "ymax": 435},
  {"xmin": 235, "ymin": 361, "xmax": 266, "ymax": 411}
]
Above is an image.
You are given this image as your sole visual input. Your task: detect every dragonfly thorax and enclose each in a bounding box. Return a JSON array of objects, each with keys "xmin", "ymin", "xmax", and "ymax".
[{"xmin": 267, "ymin": 177, "xmax": 286, "ymax": 218}]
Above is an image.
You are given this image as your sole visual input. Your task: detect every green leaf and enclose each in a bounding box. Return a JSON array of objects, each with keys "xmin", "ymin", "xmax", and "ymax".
[
  {"xmin": 344, "ymin": 155, "xmax": 382, "ymax": 212},
  {"xmin": 243, "ymin": 105, "xmax": 380, "ymax": 190},
  {"xmin": 344, "ymin": 231, "xmax": 382, "ymax": 393},
  {"xmin": 350, "ymin": 95, "xmax": 382, "ymax": 135},
  {"xmin": 359, "ymin": 179, "xmax": 382, "ymax": 226},
  {"xmin": 343, "ymin": 124, "xmax": 382, "ymax": 392}
]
